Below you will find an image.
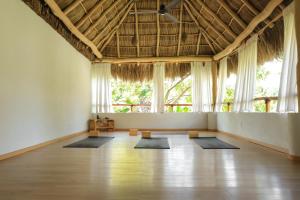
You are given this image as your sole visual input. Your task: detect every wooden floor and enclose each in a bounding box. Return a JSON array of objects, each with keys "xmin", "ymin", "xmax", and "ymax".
[{"xmin": 0, "ymin": 131, "xmax": 300, "ymax": 200}]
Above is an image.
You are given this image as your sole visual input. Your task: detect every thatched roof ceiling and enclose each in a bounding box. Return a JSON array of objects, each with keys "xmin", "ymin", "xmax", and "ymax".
[{"xmin": 23, "ymin": 0, "xmax": 292, "ymax": 71}]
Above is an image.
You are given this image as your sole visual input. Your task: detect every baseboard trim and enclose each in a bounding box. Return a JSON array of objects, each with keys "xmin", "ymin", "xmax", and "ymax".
[
  {"xmin": 218, "ymin": 131, "xmax": 289, "ymax": 154},
  {"xmin": 114, "ymin": 128, "xmax": 211, "ymax": 132},
  {"xmin": 0, "ymin": 131, "xmax": 88, "ymax": 161},
  {"xmin": 288, "ymin": 155, "xmax": 300, "ymax": 161}
]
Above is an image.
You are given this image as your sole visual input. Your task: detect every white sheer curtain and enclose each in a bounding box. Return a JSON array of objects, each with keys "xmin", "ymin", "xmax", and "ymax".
[
  {"xmin": 191, "ymin": 61, "xmax": 213, "ymax": 112},
  {"xmin": 151, "ymin": 62, "xmax": 165, "ymax": 113},
  {"xmin": 233, "ymin": 35, "xmax": 258, "ymax": 112},
  {"xmin": 91, "ymin": 63, "xmax": 113, "ymax": 113},
  {"xmin": 277, "ymin": 2, "xmax": 298, "ymax": 112},
  {"xmin": 215, "ymin": 57, "xmax": 228, "ymax": 112}
]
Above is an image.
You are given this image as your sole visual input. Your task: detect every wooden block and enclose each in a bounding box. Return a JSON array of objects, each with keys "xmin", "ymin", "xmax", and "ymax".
[
  {"xmin": 89, "ymin": 130, "xmax": 100, "ymax": 137},
  {"xmin": 188, "ymin": 131, "xmax": 199, "ymax": 138},
  {"xmin": 129, "ymin": 129, "xmax": 138, "ymax": 136},
  {"xmin": 141, "ymin": 131, "xmax": 151, "ymax": 139}
]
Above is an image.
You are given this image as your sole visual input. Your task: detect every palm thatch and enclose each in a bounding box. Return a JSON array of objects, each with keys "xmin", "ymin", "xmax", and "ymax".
[
  {"xmin": 22, "ymin": 0, "xmax": 292, "ymax": 81},
  {"xmin": 111, "ymin": 62, "xmax": 191, "ymax": 82}
]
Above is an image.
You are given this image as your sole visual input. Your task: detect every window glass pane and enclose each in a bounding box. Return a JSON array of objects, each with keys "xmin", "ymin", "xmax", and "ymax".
[
  {"xmin": 164, "ymin": 75, "xmax": 192, "ymax": 112},
  {"xmin": 255, "ymin": 59, "xmax": 282, "ymax": 112},
  {"xmin": 111, "ymin": 79, "xmax": 152, "ymax": 113}
]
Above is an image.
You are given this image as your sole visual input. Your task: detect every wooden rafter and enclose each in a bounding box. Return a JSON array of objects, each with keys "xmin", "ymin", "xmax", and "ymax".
[
  {"xmin": 186, "ymin": 1, "xmax": 230, "ymax": 45},
  {"xmin": 76, "ymin": 0, "xmax": 106, "ymax": 28},
  {"xmin": 63, "ymin": 0, "xmax": 83, "ymax": 15},
  {"xmin": 214, "ymin": 0, "xmax": 283, "ymax": 60},
  {"xmin": 105, "ymin": 44, "xmax": 211, "ymax": 48},
  {"xmin": 84, "ymin": 0, "xmax": 120, "ymax": 36},
  {"xmin": 98, "ymin": 3, "xmax": 134, "ymax": 51},
  {"xmin": 116, "ymin": 30, "xmax": 120, "ymax": 58},
  {"xmin": 156, "ymin": 0, "xmax": 160, "ymax": 57},
  {"xmin": 196, "ymin": 31, "xmax": 202, "ymax": 55},
  {"xmin": 96, "ymin": 56, "xmax": 213, "ymax": 63},
  {"xmin": 134, "ymin": 3, "xmax": 140, "ymax": 57},
  {"xmin": 217, "ymin": 0, "xmax": 247, "ymax": 29},
  {"xmin": 177, "ymin": 0, "xmax": 183, "ymax": 56},
  {"xmin": 44, "ymin": 0, "xmax": 102, "ymax": 58},
  {"xmin": 193, "ymin": 0, "xmax": 237, "ymax": 38},
  {"xmin": 92, "ymin": 0, "xmax": 134, "ymax": 43},
  {"xmin": 241, "ymin": 0, "xmax": 274, "ymax": 28},
  {"xmin": 184, "ymin": 3, "xmax": 223, "ymax": 52},
  {"xmin": 202, "ymin": 32, "xmax": 216, "ymax": 54},
  {"xmin": 100, "ymin": 30, "xmax": 117, "ymax": 52}
]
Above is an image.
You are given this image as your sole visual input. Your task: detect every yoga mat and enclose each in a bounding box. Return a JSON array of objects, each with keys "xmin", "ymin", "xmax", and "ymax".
[
  {"xmin": 193, "ymin": 137, "xmax": 239, "ymax": 149},
  {"xmin": 64, "ymin": 136, "xmax": 114, "ymax": 148},
  {"xmin": 134, "ymin": 137, "xmax": 170, "ymax": 149}
]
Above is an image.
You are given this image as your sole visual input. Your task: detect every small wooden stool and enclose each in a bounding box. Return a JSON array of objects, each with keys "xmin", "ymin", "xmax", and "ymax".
[
  {"xmin": 129, "ymin": 128, "xmax": 138, "ymax": 136},
  {"xmin": 188, "ymin": 131, "xmax": 199, "ymax": 138},
  {"xmin": 141, "ymin": 131, "xmax": 151, "ymax": 139}
]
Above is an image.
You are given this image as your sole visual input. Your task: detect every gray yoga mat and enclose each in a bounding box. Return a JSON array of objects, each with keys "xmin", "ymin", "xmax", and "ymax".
[
  {"xmin": 134, "ymin": 137, "xmax": 170, "ymax": 149},
  {"xmin": 64, "ymin": 136, "xmax": 114, "ymax": 148},
  {"xmin": 193, "ymin": 137, "xmax": 239, "ymax": 149}
]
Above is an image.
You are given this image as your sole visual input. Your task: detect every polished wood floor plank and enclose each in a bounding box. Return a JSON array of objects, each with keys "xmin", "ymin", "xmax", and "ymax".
[{"xmin": 0, "ymin": 132, "xmax": 300, "ymax": 200}]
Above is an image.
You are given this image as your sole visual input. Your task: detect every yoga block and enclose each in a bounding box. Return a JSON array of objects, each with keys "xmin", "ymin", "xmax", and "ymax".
[
  {"xmin": 129, "ymin": 128, "xmax": 138, "ymax": 136},
  {"xmin": 142, "ymin": 131, "xmax": 151, "ymax": 139},
  {"xmin": 188, "ymin": 131, "xmax": 199, "ymax": 138},
  {"xmin": 89, "ymin": 130, "xmax": 100, "ymax": 137}
]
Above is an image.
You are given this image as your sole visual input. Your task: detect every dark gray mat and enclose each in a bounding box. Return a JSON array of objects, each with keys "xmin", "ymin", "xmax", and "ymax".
[
  {"xmin": 134, "ymin": 137, "xmax": 170, "ymax": 149},
  {"xmin": 64, "ymin": 136, "xmax": 114, "ymax": 148},
  {"xmin": 193, "ymin": 137, "xmax": 239, "ymax": 149}
]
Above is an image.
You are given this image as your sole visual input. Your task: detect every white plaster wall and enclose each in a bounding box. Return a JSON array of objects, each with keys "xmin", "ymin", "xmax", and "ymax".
[
  {"xmin": 216, "ymin": 113, "xmax": 290, "ymax": 150},
  {"xmin": 287, "ymin": 114, "xmax": 300, "ymax": 155},
  {"xmin": 97, "ymin": 113, "xmax": 208, "ymax": 129},
  {"xmin": 0, "ymin": 1, "xmax": 91, "ymax": 155},
  {"xmin": 207, "ymin": 112, "xmax": 217, "ymax": 130}
]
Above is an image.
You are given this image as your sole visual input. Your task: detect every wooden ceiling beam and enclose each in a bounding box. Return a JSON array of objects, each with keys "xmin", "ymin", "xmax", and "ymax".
[
  {"xmin": 214, "ymin": 0, "xmax": 283, "ymax": 60},
  {"xmin": 186, "ymin": 1, "xmax": 230, "ymax": 45},
  {"xmin": 177, "ymin": 0, "xmax": 183, "ymax": 56},
  {"xmin": 193, "ymin": 0, "xmax": 237, "ymax": 39},
  {"xmin": 184, "ymin": 3, "xmax": 223, "ymax": 52},
  {"xmin": 202, "ymin": 32, "xmax": 216, "ymax": 54},
  {"xmin": 98, "ymin": 3, "xmax": 134, "ymax": 51},
  {"xmin": 84, "ymin": 0, "xmax": 120, "ymax": 36},
  {"xmin": 63, "ymin": 0, "xmax": 83, "ymax": 15},
  {"xmin": 217, "ymin": 0, "xmax": 247, "ymax": 29},
  {"xmin": 241, "ymin": 0, "xmax": 274, "ymax": 28},
  {"xmin": 106, "ymin": 44, "xmax": 210, "ymax": 48},
  {"xmin": 134, "ymin": 3, "xmax": 140, "ymax": 57},
  {"xmin": 95, "ymin": 56, "xmax": 213, "ymax": 63},
  {"xmin": 196, "ymin": 31, "xmax": 202, "ymax": 55},
  {"xmin": 116, "ymin": 30, "xmax": 120, "ymax": 58},
  {"xmin": 156, "ymin": 0, "xmax": 160, "ymax": 57},
  {"xmin": 75, "ymin": 0, "xmax": 107, "ymax": 28},
  {"xmin": 44, "ymin": 0, "xmax": 102, "ymax": 58},
  {"xmin": 92, "ymin": 0, "xmax": 134, "ymax": 43}
]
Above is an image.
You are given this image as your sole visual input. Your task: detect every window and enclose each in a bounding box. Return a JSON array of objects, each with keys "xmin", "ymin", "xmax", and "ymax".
[
  {"xmin": 222, "ymin": 74, "xmax": 236, "ymax": 112},
  {"xmin": 254, "ymin": 59, "xmax": 282, "ymax": 112},
  {"xmin": 111, "ymin": 79, "xmax": 152, "ymax": 112},
  {"xmin": 164, "ymin": 75, "xmax": 192, "ymax": 112}
]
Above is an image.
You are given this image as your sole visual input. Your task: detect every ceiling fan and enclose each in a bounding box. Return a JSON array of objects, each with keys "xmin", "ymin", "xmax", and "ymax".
[{"xmin": 129, "ymin": 0, "xmax": 180, "ymax": 23}]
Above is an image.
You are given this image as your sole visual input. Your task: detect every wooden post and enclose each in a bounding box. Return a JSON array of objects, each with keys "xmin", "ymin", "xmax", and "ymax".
[
  {"xmin": 227, "ymin": 102, "xmax": 231, "ymax": 112},
  {"xmin": 171, "ymin": 105, "xmax": 174, "ymax": 112},
  {"xmin": 265, "ymin": 98, "xmax": 271, "ymax": 112},
  {"xmin": 295, "ymin": 1, "xmax": 300, "ymax": 111},
  {"xmin": 130, "ymin": 105, "xmax": 134, "ymax": 112},
  {"xmin": 212, "ymin": 61, "xmax": 218, "ymax": 111}
]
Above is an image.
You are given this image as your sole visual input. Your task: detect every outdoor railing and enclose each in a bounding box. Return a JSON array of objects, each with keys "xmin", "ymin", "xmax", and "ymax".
[
  {"xmin": 112, "ymin": 103, "xmax": 192, "ymax": 112},
  {"xmin": 222, "ymin": 96, "xmax": 278, "ymax": 112},
  {"xmin": 112, "ymin": 96, "xmax": 279, "ymax": 113}
]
